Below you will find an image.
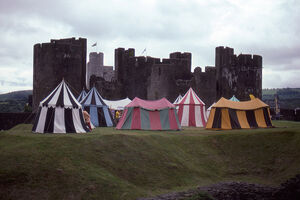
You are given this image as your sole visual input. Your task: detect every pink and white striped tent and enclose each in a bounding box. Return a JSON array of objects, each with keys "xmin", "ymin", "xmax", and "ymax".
[{"xmin": 176, "ymin": 88, "xmax": 207, "ymax": 127}]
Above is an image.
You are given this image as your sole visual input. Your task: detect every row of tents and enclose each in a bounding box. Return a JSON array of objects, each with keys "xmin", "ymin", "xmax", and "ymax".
[{"xmin": 32, "ymin": 80, "xmax": 273, "ymax": 133}]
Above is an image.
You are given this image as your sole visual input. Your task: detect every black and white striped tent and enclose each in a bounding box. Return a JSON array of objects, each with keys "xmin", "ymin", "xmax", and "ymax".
[
  {"xmin": 32, "ymin": 80, "xmax": 90, "ymax": 133},
  {"xmin": 80, "ymin": 87, "xmax": 114, "ymax": 127},
  {"xmin": 77, "ymin": 89, "xmax": 87, "ymax": 102}
]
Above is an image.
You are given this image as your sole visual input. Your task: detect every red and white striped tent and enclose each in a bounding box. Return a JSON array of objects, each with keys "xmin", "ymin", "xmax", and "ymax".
[{"xmin": 176, "ymin": 88, "xmax": 207, "ymax": 127}]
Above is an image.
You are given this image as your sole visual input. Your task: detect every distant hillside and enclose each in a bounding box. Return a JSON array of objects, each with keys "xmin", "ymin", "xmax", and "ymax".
[
  {"xmin": 0, "ymin": 90, "xmax": 32, "ymax": 101},
  {"xmin": 262, "ymin": 88, "xmax": 300, "ymax": 109},
  {"xmin": 0, "ymin": 90, "xmax": 32, "ymax": 113}
]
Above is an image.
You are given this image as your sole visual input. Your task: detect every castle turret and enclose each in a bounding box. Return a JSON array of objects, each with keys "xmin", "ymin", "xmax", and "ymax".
[{"xmin": 87, "ymin": 52, "xmax": 103, "ymax": 89}]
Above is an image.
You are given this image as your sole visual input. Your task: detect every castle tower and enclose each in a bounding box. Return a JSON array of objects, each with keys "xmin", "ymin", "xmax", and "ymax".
[
  {"xmin": 33, "ymin": 37, "xmax": 87, "ymax": 110},
  {"xmin": 114, "ymin": 48, "xmax": 135, "ymax": 84},
  {"xmin": 215, "ymin": 46, "xmax": 262, "ymax": 101},
  {"xmin": 235, "ymin": 54, "xmax": 262, "ymax": 99},
  {"xmin": 215, "ymin": 46, "xmax": 235, "ymax": 100},
  {"xmin": 86, "ymin": 52, "xmax": 104, "ymax": 89}
]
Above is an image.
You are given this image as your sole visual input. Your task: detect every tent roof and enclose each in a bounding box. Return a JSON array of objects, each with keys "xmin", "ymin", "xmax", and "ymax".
[
  {"xmin": 126, "ymin": 97, "xmax": 175, "ymax": 110},
  {"xmin": 177, "ymin": 88, "xmax": 205, "ymax": 105},
  {"xmin": 77, "ymin": 89, "xmax": 87, "ymax": 102},
  {"xmin": 40, "ymin": 80, "xmax": 82, "ymax": 109},
  {"xmin": 173, "ymin": 94, "xmax": 183, "ymax": 104},
  {"xmin": 229, "ymin": 95, "xmax": 240, "ymax": 102},
  {"xmin": 213, "ymin": 97, "xmax": 269, "ymax": 110},
  {"xmin": 80, "ymin": 87, "xmax": 107, "ymax": 107},
  {"xmin": 103, "ymin": 98, "xmax": 132, "ymax": 110}
]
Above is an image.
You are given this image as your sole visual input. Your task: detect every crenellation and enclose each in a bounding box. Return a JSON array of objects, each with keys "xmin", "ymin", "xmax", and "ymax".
[
  {"xmin": 194, "ymin": 67, "xmax": 202, "ymax": 73},
  {"xmin": 205, "ymin": 66, "xmax": 216, "ymax": 73},
  {"xmin": 169, "ymin": 52, "xmax": 181, "ymax": 59},
  {"xmin": 162, "ymin": 58, "xmax": 171, "ymax": 64},
  {"xmin": 237, "ymin": 54, "xmax": 253, "ymax": 66}
]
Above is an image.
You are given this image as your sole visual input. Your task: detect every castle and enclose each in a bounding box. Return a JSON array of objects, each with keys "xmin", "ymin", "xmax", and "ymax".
[{"xmin": 33, "ymin": 37, "xmax": 262, "ymax": 111}]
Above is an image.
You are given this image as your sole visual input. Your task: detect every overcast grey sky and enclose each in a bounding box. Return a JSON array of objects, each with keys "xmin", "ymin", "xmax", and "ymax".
[{"xmin": 0, "ymin": 0, "xmax": 299, "ymax": 93}]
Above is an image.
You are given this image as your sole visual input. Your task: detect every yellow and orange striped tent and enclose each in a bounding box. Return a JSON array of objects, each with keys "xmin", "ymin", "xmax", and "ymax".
[{"xmin": 206, "ymin": 97, "xmax": 273, "ymax": 130}]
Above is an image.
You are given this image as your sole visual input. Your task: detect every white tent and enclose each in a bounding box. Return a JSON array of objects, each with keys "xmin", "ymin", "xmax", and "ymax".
[
  {"xmin": 32, "ymin": 80, "xmax": 90, "ymax": 133},
  {"xmin": 103, "ymin": 97, "xmax": 131, "ymax": 110}
]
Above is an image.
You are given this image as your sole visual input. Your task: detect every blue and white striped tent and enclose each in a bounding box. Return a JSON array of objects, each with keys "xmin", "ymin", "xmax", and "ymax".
[
  {"xmin": 32, "ymin": 80, "xmax": 90, "ymax": 133},
  {"xmin": 80, "ymin": 87, "xmax": 114, "ymax": 127},
  {"xmin": 77, "ymin": 89, "xmax": 87, "ymax": 102}
]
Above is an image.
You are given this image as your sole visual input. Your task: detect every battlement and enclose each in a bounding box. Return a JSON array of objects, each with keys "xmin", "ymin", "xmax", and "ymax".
[
  {"xmin": 170, "ymin": 52, "xmax": 192, "ymax": 60},
  {"xmin": 193, "ymin": 66, "xmax": 216, "ymax": 75},
  {"xmin": 237, "ymin": 54, "xmax": 262, "ymax": 68},
  {"xmin": 34, "ymin": 38, "xmax": 87, "ymax": 50},
  {"xmin": 205, "ymin": 66, "xmax": 216, "ymax": 73},
  {"xmin": 216, "ymin": 46, "xmax": 262, "ymax": 70},
  {"xmin": 50, "ymin": 37, "xmax": 86, "ymax": 45},
  {"xmin": 115, "ymin": 48, "xmax": 135, "ymax": 57},
  {"xmin": 115, "ymin": 48, "xmax": 191, "ymax": 73},
  {"xmin": 89, "ymin": 52, "xmax": 104, "ymax": 66}
]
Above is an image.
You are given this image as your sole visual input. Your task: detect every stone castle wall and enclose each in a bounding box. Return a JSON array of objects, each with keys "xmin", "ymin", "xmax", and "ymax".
[
  {"xmin": 112, "ymin": 48, "xmax": 193, "ymax": 101},
  {"xmin": 105, "ymin": 46, "xmax": 262, "ymax": 106},
  {"xmin": 91, "ymin": 46, "xmax": 262, "ymax": 107},
  {"xmin": 191, "ymin": 66, "xmax": 217, "ymax": 106}
]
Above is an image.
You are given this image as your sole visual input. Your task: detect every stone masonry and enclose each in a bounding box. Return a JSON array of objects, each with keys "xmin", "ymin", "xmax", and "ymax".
[{"xmin": 91, "ymin": 46, "xmax": 262, "ymax": 107}]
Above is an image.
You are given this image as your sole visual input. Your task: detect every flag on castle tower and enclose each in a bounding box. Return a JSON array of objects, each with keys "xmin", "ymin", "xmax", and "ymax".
[{"xmin": 92, "ymin": 42, "xmax": 97, "ymax": 47}]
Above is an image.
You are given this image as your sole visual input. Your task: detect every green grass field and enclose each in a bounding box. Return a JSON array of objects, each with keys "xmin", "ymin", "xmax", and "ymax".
[{"xmin": 1, "ymin": 121, "xmax": 300, "ymax": 200}]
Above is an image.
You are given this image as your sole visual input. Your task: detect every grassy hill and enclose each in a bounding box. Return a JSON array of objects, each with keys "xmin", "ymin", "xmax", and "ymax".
[
  {"xmin": 262, "ymin": 88, "xmax": 300, "ymax": 109},
  {"xmin": 0, "ymin": 90, "xmax": 32, "ymax": 112},
  {"xmin": 1, "ymin": 121, "xmax": 300, "ymax": 199}
]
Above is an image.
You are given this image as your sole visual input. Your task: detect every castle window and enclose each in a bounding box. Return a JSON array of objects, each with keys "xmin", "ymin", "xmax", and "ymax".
[{"xmin": 158, "ymin": 68, "xmax": 161, "ymax": 76}]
